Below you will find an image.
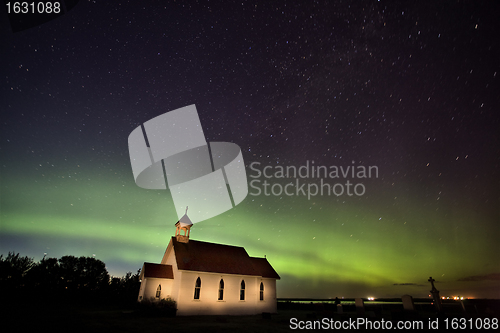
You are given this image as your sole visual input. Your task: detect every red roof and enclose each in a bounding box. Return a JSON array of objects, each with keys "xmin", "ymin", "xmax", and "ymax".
[
  {"xmin": 172, "ymin": 237, "xmax": 280, "ymax": 279},
  {"xmin": 249, "ymin": 257, "xmax": 281, "ymax": 279},
  {"xmin": 142, "ymin": 262, "xmax": 174, "ymax": 279}
]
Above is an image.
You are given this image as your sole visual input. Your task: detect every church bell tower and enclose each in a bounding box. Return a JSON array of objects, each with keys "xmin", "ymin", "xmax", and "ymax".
[{"xmin": 175, "ymin": 207, "xmax": 193, "ymax": 243}]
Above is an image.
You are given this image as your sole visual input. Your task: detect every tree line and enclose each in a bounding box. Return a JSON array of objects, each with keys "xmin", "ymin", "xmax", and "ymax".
[{"xmin": 0, "ymin": 252, "xmax": 140, "ymax": 305}]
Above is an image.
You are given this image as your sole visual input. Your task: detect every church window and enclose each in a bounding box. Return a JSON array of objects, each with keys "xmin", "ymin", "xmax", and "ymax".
[
  {"xmin": 156, "ymin": 285, "xmax": 161, "ymax": 298},
  {"xmin": 194, "ymin": 277, "xmax": 201, "ymax": 299},
  {"xmin": 260, "ymin": 282, "xmax": 264, "ymax": 301},
  {"xmin": 240, "ymin": 280, "xmax": 245, "ymax": 300},
  {"xmin": 218, "ymin": 279, "xmax": 224, "ymax": 300}
]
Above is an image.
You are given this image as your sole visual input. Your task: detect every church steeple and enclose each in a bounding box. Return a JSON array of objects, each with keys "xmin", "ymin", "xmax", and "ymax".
[{"xmin": 175, "ymin": 207, "xmax": 193, "ymax": 243}]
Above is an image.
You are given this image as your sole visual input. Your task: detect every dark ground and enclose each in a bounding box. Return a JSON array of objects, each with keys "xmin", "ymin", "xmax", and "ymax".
[{"xmin": 3, "ymin": 299, "xmax": 499, "ymax": 332}]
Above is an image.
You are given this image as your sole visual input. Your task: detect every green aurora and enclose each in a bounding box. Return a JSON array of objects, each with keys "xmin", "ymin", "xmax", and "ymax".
[{"xmin": 2, "ymin": 168, "xmax": 497, "ymax": 299}]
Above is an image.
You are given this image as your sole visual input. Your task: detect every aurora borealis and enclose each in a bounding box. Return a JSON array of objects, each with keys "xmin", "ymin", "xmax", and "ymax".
[{"xmin": 1, "ymin": 1, "xmax": 499, "ymax": 299}]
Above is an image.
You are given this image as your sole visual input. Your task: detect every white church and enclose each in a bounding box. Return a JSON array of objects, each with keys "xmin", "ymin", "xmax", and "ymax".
[{"xmin": 137, "ymin": 213, "xmax": 280, "ymax": 316}]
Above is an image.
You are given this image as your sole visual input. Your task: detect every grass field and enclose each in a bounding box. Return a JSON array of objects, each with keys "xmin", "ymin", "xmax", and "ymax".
[
  {"xmin": 4, "ymin": 299, "xmax": 498, "ymax": 332},
  {"xmin": 4, "ymin": 302, "xmax": 300, "ymax": 333}
]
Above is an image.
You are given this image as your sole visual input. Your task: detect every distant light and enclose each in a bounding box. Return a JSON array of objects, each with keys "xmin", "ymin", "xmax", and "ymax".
[{"xmin": 367, "ymin": 297, "xmax": 375, "ymax": 301}]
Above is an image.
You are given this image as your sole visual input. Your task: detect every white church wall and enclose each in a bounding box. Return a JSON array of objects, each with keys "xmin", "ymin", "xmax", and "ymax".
[
  {"xmin": 175, "ymin": 271, "xmax": 276, "ymax": 316},
  {"xmin": 137, "ymin": 278, "xmax": 147, "ymax": 301},
  {"xmin": 138, "ymin": 277, "xmax": 174, "ymax": 301},
  {"xmin": 161, "ymin": 241, "xmax": 183, "ymax": 302},
  {"xmin": 259, "ymin": 278, "xmax": 278, "ymax": 313}
]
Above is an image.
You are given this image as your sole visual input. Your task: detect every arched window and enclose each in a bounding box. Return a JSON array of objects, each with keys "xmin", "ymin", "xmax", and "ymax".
[
  {"xmin": 194, "ymin": 277, "xmax": 201, "ymax": 299},
  {"xmin": 218, "ymin": 279, "xmax": 224, "ymax": 300},
  {"xmin": 156, "ymin": 284, "xmax": 161, "ymax": 298},
  {"xmin": 240, "ymin": 280, "xmax": 245, "ymax": 300},
  {"xmin": 260, "ymin": 282, "xmax": 264, "ymax": 301}
]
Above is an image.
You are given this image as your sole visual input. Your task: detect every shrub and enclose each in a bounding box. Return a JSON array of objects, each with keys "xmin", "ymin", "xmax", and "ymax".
[{"xmin": 137, "ymin": 297, "xmax": 177, "ymax": 317}]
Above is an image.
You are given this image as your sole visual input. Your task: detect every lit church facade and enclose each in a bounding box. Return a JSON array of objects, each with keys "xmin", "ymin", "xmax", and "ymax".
[{"xmin": 137, "ymin": 213, "xmax": 280, "ymax": 316}]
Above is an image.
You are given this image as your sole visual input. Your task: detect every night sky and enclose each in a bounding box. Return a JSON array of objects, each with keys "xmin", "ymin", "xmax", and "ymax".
[{"xmin": 1, "ymin": 0, "xmax": 499, "ymax": 299}]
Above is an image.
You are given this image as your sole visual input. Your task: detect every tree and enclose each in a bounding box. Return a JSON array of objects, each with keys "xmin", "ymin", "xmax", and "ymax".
[
  {"xmin": 0, "ymin": 252, "xmax": 35, "ymax": 300},
  {"xmin": 25, "ymin": 255, "xmax": 110, "ymax": 300},
  {"xmin": 56, "ymin": 255, "xmax": 109, "ymax": 296},
  {"xmin": 108, "ymin": 269, "xmax": 141, "ymax": 304},
  {"xmin": 0, "ymin": 252, "xmax": 142, "ymax": 304},
  {"xmin": 0, "ymin": 252, "xmax": 35, "ymax": 285},
  {"xmin": 28, "ymin": 256, "xmax": 61, "ymax": 292}
]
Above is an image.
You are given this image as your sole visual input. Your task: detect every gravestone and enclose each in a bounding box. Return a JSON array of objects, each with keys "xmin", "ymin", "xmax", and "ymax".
[
  {"xmin": 460, "ymin": 300, "xmax": 467, "ymax": 313},
  {"xmin": 402, "ymin": 295, "xmax": 415, "ymax": 311},
  {"xmin": 334, "ymin": 297, "xmax": 343, "ymax": 313},
  {"xmin": 355, "ymin": 298, "xmax": 365, "ymax": 315}
]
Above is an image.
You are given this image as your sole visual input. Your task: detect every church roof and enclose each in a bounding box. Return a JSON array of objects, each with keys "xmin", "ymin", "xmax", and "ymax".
[
  {"xmin": 248, "ymin": 257, "xmax": 281, "ymax": 279},
  {"xmin": 171, "ymin": 237, "xmax": 280, "ymax": 279},
  {"xmin": 142, "ymin": 262, "xmax": 174, "ymax": 279}
]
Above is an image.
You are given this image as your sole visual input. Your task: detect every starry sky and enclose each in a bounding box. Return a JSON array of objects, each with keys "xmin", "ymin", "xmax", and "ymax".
[{"xmin": 1, "ymin": 0, "xmax": 499, "ymax": 299}]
